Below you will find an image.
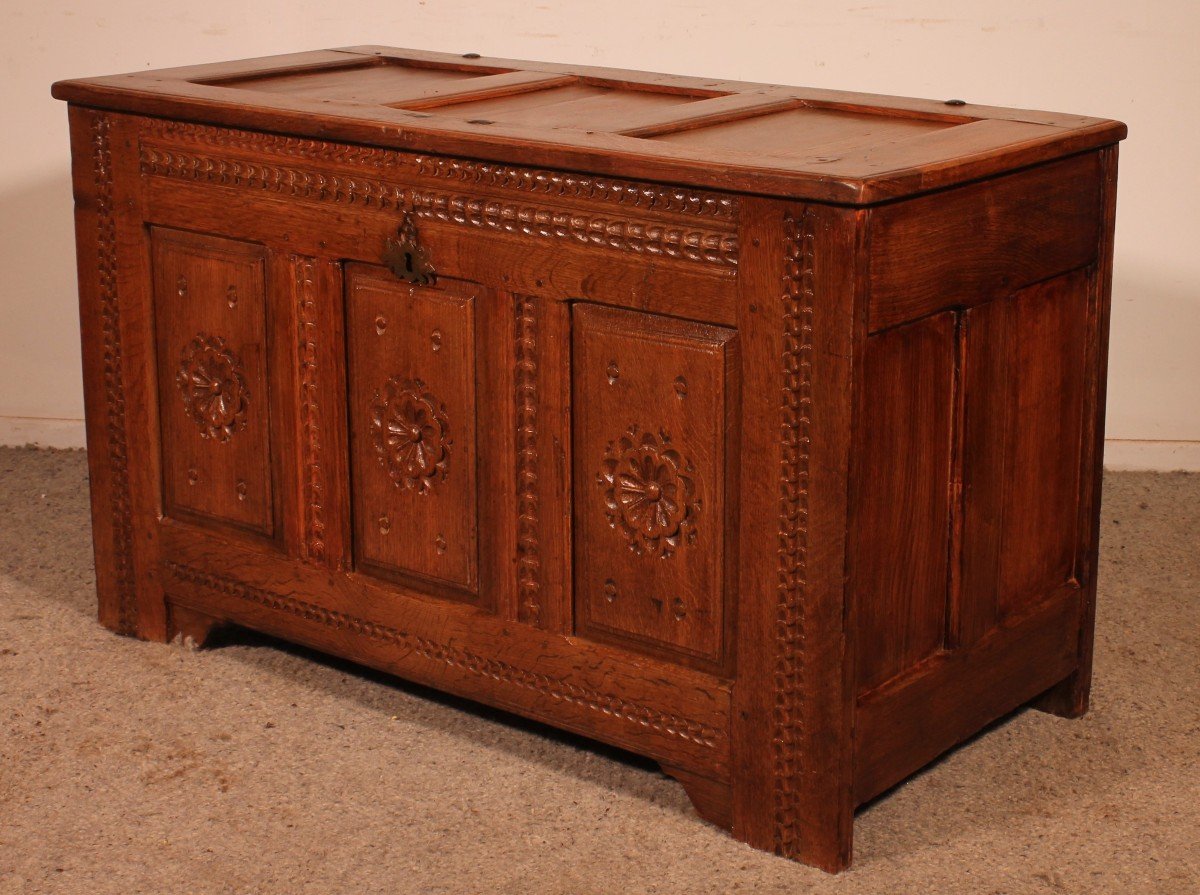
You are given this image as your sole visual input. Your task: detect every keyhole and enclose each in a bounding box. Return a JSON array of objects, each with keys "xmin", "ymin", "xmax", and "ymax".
[{"xmin": 404, "ymin": 251, "xmax": 416, "ymax": 275}]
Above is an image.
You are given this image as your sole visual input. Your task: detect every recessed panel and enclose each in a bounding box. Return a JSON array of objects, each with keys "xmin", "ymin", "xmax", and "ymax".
[
  {"xmin": 853, "ymin": 311, "xmax": 957, "ymax": 693},
  {"xmin": 204, "ymin": 60, "xmax": 483, "ymax": 105},
  {"xmin": 573, "ymin": 304, "xmax": 737, "ymax": 671},
  {"xmin": 652, "ymin": 107, "xmax": 952, "ymax": 157},
  {"xmin": 960, "ymin": 271, "xmax": 1090, "ymax": 625},
  {"xmin": 152, "ymin": 227, "xmax": 273, "ymax": 536},
  {"xmin": 417, "ymin": 84, "xmax": 699, "ymax": 130},
  {"xmin": 346, "ymin": 265, "xmax": 478, "ymax": 594}
]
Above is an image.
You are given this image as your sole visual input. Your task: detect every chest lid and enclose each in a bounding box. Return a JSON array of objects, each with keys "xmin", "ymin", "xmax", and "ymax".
[{"xmin": 52, "ymin": 46, "xmax": 1126, "ymax": 205}]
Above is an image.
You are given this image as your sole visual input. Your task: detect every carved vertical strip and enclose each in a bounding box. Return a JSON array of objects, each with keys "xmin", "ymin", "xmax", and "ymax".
[
  {"xmin": 92, "ymin": 112, "xmax": 137, "ymax": 635},
  {"xmin": 295, "ymin": 255, "xmax": 327, "ymax": 565},
  {"xmin": 515, "ymin": 295, "xmax": 542, "ymax": 625},
  {"xmin": 772, "ymin": 209, "xmax": 815, "ymax": 855}
]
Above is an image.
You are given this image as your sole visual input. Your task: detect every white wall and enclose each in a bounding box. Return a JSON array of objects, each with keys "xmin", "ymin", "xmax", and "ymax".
[{"xmin": 3, "ymin": 1, "xmax": 1198, "ymax": 468}]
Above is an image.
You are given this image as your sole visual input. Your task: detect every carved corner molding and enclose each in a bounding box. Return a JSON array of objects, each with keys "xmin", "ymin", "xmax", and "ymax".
[
  {"xmin": 772, "ymin": 209, "xmax": 816, "ymax": 856},
  {"xmin": 514, "ymin": 295, "xmax": 541, "ymax": 625},
  {"xmin": 165, "ymin": 561, "xmax": 721, "ymax": 751},
  {"xmin": 91, "ymin": 111, "xmax": 138, "ymax": 636},
  {"xmin": 136, "ymin": 120, "xmax": 738, "ymax": 269}
]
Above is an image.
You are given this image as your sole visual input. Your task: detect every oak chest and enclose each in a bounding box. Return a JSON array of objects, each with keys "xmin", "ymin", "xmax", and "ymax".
[{"xmin": 53, "ymin": 48, "xmax": 1125, "ymax": 871}]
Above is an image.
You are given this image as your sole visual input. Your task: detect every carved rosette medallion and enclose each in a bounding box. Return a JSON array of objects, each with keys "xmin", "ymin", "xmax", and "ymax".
[
  {"xmin": 175, "ymin": 334, "xmax": 250, "ymax": 441},
  {"xmin": 370, "ymin": 377, "xmax": 450, "ymax": 493},
  {"xmin": 598, "ymin": 426, "xmax": 699, "ymax": 558}
]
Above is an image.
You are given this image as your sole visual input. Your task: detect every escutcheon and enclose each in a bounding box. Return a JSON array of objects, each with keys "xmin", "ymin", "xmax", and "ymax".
[{"xmin": 384, "ymin": 211, "xmax": 436, "ymax": 286}]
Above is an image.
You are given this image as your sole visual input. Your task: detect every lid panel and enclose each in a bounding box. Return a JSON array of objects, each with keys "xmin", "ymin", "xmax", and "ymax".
[
  {"xmin": 205, "ymin": 59, "xmax": 485, "ymax": 104},
  {"xmin": 650, "ymin": 107, "xmax": 957, "ymax": 158},
  {"xmin": 414, "ymin": 83, "xmax": 704, "ymax": 130},
  {"xmin": 51, "ymin": 46, "xmax": 1128, "ymax": 204}
]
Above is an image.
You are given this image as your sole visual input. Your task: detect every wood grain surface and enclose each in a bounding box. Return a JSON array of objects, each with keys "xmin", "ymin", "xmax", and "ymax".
[
  {"xmin": 60, "ymin": 57, "xmax": 1124, "ymax": 872},
  {"xmin": 52, "ymin": 47, "xmax": 1126, "ymax": 204}
]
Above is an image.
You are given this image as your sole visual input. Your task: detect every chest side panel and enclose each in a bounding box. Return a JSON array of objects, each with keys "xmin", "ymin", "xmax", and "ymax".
[{"xmin": 851, "ymin": 150, "xmax": 1114, "ymax": 804}]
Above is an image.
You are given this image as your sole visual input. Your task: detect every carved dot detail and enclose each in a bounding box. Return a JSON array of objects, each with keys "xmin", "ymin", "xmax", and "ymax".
[
  {"xmin": 187, "ymin": 468, "xmax": 199, "ymax": 485},
  {"xmin": 235, "ymin": 480, "xmax": 247, "ymax": 501},
  {"xmin": 603, "ymin": 579, "xmax": 618, "ymax": 602},
  {"xmin": 375, "ymin": 315, "xmax": 388, "ymax": 335},
  {"xmin": 176, "ymin": 275, "xmax": 188, "ymax": 297},
  {"xmin": 226, "ymin": 285, "xmax": 238, "ymax": 309},
  {"xmin": 431, "ymin": 329, "xmax": 443, "ymax": 352},
  {"xmin": 672, "ymin": 598, "xmax": 687, "ymax": 621},
  {"xmin": 434, "ymin": 534, "xmax": 448, "ymax": 555},
  {"xmin": 674, "ymin": 376, "xmax": 688, "ymax": 399},
  {"xmin": 606, "ymin": 361, "xmax": 619, "ymax": 384},
  {"xmin": 378, "ymin": 514, "xmax": 391, "ymax": 535}
]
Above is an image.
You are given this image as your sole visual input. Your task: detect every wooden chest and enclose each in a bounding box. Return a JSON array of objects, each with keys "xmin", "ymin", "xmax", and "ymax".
[{"xmin": 53, "ymin": 48, "xmax": 1125, "ymax": 871}]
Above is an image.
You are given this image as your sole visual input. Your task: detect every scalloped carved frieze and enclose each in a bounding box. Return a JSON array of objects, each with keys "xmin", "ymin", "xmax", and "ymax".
[
  {"xmin": 412, "ymin": 155, "xmax": 738, "ymax": 220},
  {"xmin": 140, "ymin": 145, "xmax": 409, "ymax": 210},
  {"xmin": 139, "ymin": 120, "xmax": 736, "ymax": 220},
  {"xmin": 409, "ymin": 191, "xmax": 738, "ymax": 268},
  {"xmin": 165, "ymin": 560, "xmax": 721, "ymax": 750},
  {"xmin": 144, "ymin": 119, "xmax": 407, "ymax": 169},
  {"xmin": 137, "ymin": 122, "xmax": 738, "ymax": 269}
]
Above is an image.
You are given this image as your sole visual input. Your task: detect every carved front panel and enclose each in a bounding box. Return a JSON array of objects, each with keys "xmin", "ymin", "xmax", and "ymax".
[
  {"xmin": 573, "ymin": 304, "xmax": 737, "ymax": 671},
  {"xmin": 345, "ymin": 264, "xmax": 477, "ymax": 594},
  {"xmin": 151, "ymin": 227, "xmax": 273, "ymax": 536}
]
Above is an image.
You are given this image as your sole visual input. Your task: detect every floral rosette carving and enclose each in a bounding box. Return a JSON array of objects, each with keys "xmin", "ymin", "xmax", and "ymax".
[
  {"xmin": 598, "ymin": 425, "xmax": 699, "ymax": 558},
  {"xmin": 370, "ymin": 377, "xmax": 450, "ymax": 493},
  {"xmin": 175, "ymin": 334, "xmax": 250, "ymax": 442}
]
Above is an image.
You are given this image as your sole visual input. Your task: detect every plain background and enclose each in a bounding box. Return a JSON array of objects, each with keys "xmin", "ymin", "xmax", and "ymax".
[{"xmin": 2, "ymin": 1, "xmax": 1197, "ymax": 468}]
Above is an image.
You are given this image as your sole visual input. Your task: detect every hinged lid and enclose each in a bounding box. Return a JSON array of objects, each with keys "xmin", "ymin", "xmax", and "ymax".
[{"xmin": 52, "ymin": 46, "xmax": 1126, "ymax": 205}]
